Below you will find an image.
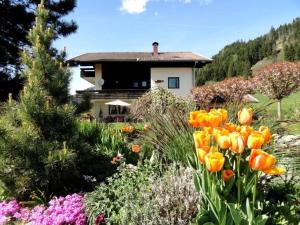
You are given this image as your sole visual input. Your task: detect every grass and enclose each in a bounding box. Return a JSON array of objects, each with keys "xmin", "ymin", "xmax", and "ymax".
[{"xmin": 252, "ymin": 91, "xmax": 300, "ymax": 134}]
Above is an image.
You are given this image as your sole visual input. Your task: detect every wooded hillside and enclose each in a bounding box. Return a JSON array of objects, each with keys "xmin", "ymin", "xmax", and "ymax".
[{"xmin": 196, "ymin": 17, "xmax": 300, "ymax": 85}]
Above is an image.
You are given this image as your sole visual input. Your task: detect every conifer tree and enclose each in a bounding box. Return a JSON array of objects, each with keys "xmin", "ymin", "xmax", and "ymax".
[{"xmin": 0, "ymin": 0, "xmax": 81, "ymax": 199}]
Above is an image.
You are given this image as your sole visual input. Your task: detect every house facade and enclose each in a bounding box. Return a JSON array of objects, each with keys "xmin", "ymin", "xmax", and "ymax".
[{"xmin": 69, "ymin": 42, "xmax": 211, "ymax": 121}]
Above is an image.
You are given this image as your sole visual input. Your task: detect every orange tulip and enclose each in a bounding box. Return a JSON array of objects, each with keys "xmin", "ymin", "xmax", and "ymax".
[
  {"xmin": 217, "ymin": 135, "xmax": 231, "ymax": 149},
  {"xmin": 238, "ymin": 108, "xmax": 253, "ymax": 125},
  {"xmin": 249, "ymin": 149, "xmax": 276, "ymax": 171},
  {"xmin": 264, "ymin": 167, "xmax": 286, "ymax": 175},
  {"xmin": 213, "ymin": 128, "xmax": 229, "ymax": 142},
  {"xmin": 188, "ymin": 110, "xmax": 207, "ymax": 128},
  {"xmin": 223, "ymin": 169, "xmax": 234, "ymax": 182},
  {"xmin": 214, "ymin": 108, "xmax": 228, "ymax": 123},
  {"xmin": 121, "ymin": 125, "xmax": 134, "ymax": 133},
  {"xmin": 202, "ymin": 126, "xmax": 213, "ymax": 134},
  {"xmin": 224, "ymin": 123, "xmax": 236, "ymax": 132},
  {"xmin": 229, "ymin": 132, "xmax": 245, "ymax": 154},
  {"xmin": 205, "ymin": 152, "xmax": 225, "ymax": 172},
  {"xmin": 247, "ymin": 132, "xmax": 265, "ymax": 149},
  {"xmin": 193, "ymin": 131, "xmax": 211, "ymax": 149},
  {"xmin": 208, "ymin": 111, "xmax": 223, "ymax": 127},
  {"xmin": 240, "ymin": 126, "xmax": 254, "ymax": 144},
  {"xmin": 131, "ymin": 144, "xmax": 141, "ymax": 153},
  {"xmin": 196, "ymin": 147, "xmax": 209, "ymax": 164},
  {"xmin": 258, "ymin": 126, "xmax": 272, "ymax": 144}
]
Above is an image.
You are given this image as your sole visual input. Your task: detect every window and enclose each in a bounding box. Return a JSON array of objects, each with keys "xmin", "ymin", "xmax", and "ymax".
[
  {"xmin": 168, "ymin": 77, "xmax": 179, "ymax": 89},
  {"xmin": 133, "ymin": 81, "xmax": 139, "ymax": 88},
  {"xmin": 142, "ymin": 81, "xmax": 147, "ymax": 87}
]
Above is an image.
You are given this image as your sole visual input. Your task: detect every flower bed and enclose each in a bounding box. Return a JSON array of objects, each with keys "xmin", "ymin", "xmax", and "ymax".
[{"xmin": 0, "ymin": 194, "xmax": 86, "ymax": 225}]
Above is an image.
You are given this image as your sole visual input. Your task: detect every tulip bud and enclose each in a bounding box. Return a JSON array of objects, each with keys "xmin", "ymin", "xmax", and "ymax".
[
  {"xmin": 238, "ymin": 108, "xmax": 253, "ymax": 125},
  {"xmin": 223, "ymin": 169, "xmax": 234, "ymax": 182}
]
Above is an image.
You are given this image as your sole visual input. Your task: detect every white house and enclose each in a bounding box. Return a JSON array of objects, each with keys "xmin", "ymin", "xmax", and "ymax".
[{"xmin": 69, "ymin": 42, "xmax": 211, "ymax": 121}]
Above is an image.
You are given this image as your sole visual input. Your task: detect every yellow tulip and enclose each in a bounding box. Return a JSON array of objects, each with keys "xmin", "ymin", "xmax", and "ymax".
[
  {"xmin": 217, "ymin": 135, "xmax": 231, "ymax": 149},
  {"xmin": 205, "ymin": 152, "xmax": 225, "ymax": 172},
  {"xmin": 193, "ymin": 131, "xmax": 211, "ymax": 149},
  {"xmin": 208, "ymin": 111, "xmax": 223, "ymax": 127},
  {"xmin": 188, "ymin": 110, "xmax": 208, "ymax": 128},
  {"xmin": 216, "ymin": 108, "xmax": 228, "ymax": 123},
  {"xmin": 229, "ymin": 132, "xmax": 245, "ymax": 154},
  {"xmin": 238, "ymin": 108, "xmax": 253, "ymax": 125},
  {"xmin": 213, "ymin": 128, "xmax": 229, "ymax": 142},
  {"xmin": 258, "ymin": 126, "xmax": 272, "ymax": 144},
  {"xmin": 240, "ymin": 126, "xmax": 254, "ymax": 144},
  {"xmin": 247, "ymin": 132, "xmax": 265, "ymax": 149},
  {"xmin": 223, "ymin": 169, "xmax": 234, "ymax": 182},
  {"xmin": 196, "ymin": 146, "xmax": 210, "ymax": 164},
  {"xmin": 249, "ymin": 149, "xmax": 276, "ymax": 171}
]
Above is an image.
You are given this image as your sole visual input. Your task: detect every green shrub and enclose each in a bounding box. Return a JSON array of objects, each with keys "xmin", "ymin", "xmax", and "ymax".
[
  {"xmin": 84, "ymin": 162, "xmax": 199, "ymax": 225},
  {"xmin": 130, "ymin": 87, "xmax": 195, "ymax": 121},
  {"xmin": 84, "ymin": 161, "xmax": 158, "ymax": 225},
  {"xmin": 119, "ymin": 164, "xmax": 199, "ymax": 225}
]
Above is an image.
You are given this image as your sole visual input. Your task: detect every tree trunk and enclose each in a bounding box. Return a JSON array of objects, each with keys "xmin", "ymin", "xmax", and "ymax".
[{"xmin": 277, "ymin": 99, "xmax": 282, "ymax": 120}]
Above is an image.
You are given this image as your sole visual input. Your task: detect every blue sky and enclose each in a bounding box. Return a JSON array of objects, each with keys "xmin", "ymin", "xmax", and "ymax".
[{"xmin": 53, "ymin": 0, "xmax": 300, "ymax": 94}]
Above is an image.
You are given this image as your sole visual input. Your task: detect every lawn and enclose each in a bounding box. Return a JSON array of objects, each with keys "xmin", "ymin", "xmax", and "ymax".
[{"xmin": 253, "ymin": 91, "xmax": 300, "ymax": 134}]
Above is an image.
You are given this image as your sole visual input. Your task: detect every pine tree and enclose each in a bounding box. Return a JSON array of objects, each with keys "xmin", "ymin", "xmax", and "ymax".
[{"xmin": 0, "ymin": 0, "xmax": 81, "ymax": 199}]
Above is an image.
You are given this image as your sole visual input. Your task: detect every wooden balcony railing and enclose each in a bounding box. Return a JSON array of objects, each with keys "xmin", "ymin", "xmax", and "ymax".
[{"xmin": 76, "ymin": 89, "xmax": 148, "ymax": 99}]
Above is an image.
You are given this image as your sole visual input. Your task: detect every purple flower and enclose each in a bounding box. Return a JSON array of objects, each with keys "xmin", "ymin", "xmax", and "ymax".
[{"xmin": 0, "ymin": 193, "xmax": 87, "ymax": 225}]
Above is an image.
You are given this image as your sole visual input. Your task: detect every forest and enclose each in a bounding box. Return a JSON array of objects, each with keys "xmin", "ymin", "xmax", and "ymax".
[{"xmin": 196, "ymin": 17, "xmax": 300, "ymax": 85}]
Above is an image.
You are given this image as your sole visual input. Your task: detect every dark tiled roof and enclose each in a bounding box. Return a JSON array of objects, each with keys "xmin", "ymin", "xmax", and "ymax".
[{"xmin": 69, "ymin": 52, "xmax": 211, "ymax": 63}]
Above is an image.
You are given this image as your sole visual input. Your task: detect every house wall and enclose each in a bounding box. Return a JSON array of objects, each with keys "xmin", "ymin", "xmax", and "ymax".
[{"xmin": 150, "ymin": 67, "xmax": 194, "ymax": 97}]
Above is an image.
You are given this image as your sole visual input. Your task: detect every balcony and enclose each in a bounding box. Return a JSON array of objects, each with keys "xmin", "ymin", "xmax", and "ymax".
[{"xmin": 76, "ymin": 89, "xmax": 148, "ymax": 100}]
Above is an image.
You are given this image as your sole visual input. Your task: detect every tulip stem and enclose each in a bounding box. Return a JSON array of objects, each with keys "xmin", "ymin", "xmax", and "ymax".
[
  {"xmin": 253, "ymin": 173, "xmax": 258, "ymax": 214},
  {"xmin": 237, "ymin": 155, "xmax": 241, "ymax": 205}
]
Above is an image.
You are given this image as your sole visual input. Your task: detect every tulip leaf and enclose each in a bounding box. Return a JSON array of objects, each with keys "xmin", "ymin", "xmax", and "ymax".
[
  {"xmin": 194, "ymin": 173, "xmax": 201, "ymax": 193},
  {"xmin": 224, "ymin": 175, "xmax": 235, "ymax": 197},
  {"xmin": 253, "ymin": 215, "xmax": 268, "ymax": 225},
  {"xmin": 245, "ymin": 173, "xmax": 256, "ymax": 195},
  {"xmin": 246, "ymin": 197, "xmax": 253, "ymax": 224},
  {"xmin": 226, "ymin": 203, "xmax": 244, "ymax": 225}
]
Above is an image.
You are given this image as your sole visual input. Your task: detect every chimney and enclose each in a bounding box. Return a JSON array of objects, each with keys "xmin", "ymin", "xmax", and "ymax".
[{"xmin": 152, "ymin": 42, "xmax": 159, "ymax": 56}]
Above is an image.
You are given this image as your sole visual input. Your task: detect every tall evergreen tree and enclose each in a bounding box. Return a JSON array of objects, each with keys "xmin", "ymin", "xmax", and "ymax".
[{"xmin": 0, "ymin": 0, "xmax": 80, "ymax": 199}]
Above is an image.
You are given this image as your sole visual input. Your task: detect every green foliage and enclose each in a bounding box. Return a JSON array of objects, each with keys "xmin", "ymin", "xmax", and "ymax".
[
  {"xmin": 263, "ymin": 176, "xmax": 300, "ymax": 225},
  {"xmin": 197, "ymin": 18, "xmax": 300, "ymax": 85},
  {"xmin": 0, "ymin": 2, "xmax": 90, "ymax": 200},
  {"xmin": 84, "ymin": 161, "xmax": 158, "ymax": 225},
  {"xmin": 118, "ymin": 164, "xmax": 199, "ymax": 225},
  {"xmin": 74, "ymin": 92, "xmax": 92, "ymax": 114},
  {"xmin": 130, "ymin": 87, "xmax": 195, "ymax": 121},
  {"xmin": 141, "ymin": 109, "xmax": 195, "ymax": 166},
  {"xmin": 85, "ymin": 162, "xmax": 199, "ymax": 225}
]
